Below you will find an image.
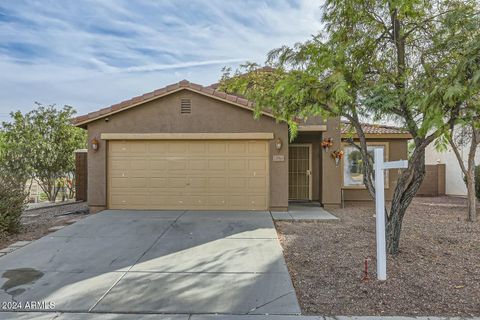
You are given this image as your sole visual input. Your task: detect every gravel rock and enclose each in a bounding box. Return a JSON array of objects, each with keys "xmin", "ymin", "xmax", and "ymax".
[
  {"xmin": 276, "ymin": 196, "xmax": 480, "ymax": 316},
  {"xmin": 0, "ymin": 202, "xmax": 89, "ymax": 250}
]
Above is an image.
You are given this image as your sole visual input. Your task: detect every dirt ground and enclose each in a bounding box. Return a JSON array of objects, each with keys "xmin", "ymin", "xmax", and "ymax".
[
  {"xmin": 0, "ymin": 201, "xmax": 89, "ymax": 250},
  {"xmin": 276, "ymin": 196, "xmax": 480, "ymax": 316}
]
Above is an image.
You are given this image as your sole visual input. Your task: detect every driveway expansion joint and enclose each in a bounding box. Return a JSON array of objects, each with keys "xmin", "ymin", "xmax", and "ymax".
[
  {"xmin": 0, "ymin": 209, "xmax": 300, "ymax": 315},
  {"xmin": 87, "ymin": 210, "xmax": 188, "ymax": 312}
]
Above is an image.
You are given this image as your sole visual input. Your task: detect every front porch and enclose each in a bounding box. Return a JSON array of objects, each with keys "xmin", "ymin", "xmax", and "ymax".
[
  {"xmin": 271, "ymin": 202, "xmax": 339, "ymax": 221},
  {"xmin": 287, "ymin": 118, "xmax": 343, "ymax": 210}
]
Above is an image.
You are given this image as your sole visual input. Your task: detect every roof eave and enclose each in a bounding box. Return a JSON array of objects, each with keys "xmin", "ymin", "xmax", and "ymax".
[
  {"xmin": 73, "ymin": 85, "xmax": 276, "ymax": 128},
  {"xmin": 341, "ymin": 133, "xmax": 412, "ymax": 139}
]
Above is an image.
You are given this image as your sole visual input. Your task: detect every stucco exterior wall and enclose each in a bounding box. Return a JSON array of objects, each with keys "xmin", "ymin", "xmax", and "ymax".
[
  {"xmin": 342, "ymin": 139, "xmax": 408, "ymax": 201},
  {"xmin": 322, "ymin": 117, "xmax": 342, "ymax": 208},
  {"xmin": 85, "ymin": 89, "xmax": 289, "ymax": 211},
  {"xmin": 425, "ymin": 143, "xmax": 480, "ymax": 196}
]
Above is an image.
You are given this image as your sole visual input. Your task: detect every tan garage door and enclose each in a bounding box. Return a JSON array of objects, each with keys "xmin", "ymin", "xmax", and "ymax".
[{"xmin": 108, "ymin": 140, "xmax": 269, "ymax": 210}]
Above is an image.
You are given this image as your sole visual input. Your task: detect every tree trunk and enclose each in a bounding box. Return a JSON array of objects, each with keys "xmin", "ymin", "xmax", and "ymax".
[
  {"xmin": 466, "ymin": 126, "xmax": 478, "ymax": 222},
  {"xmin": 386, "ymin": 141, "xmax": 428, "ymax": 254},
  {"xmin": 466, "ymin": 127, "xmax": 478, "ymax": 222},
  {"xmin": 450, "ymin": 124, "xmax": 478, "ymax": 222},
  {"xmin": 386, "ymin": 175, "xmax": 424, "ymax": 254},
  {"xmin": 466, "ymin": 173, "xmax": 477, "ymax": 222}
]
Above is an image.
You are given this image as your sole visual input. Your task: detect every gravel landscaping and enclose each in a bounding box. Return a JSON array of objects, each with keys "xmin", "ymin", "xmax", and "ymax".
[
  {"xmin": 0, "ymin": 201, "xmax": 89, "ymax": 250},
  {"xmin": 276, "ymin": 196, "xmax": 480, "ymax": 317}
]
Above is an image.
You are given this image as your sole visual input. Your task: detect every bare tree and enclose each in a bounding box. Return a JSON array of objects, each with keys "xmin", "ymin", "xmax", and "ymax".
[{"xmin": 449, "ymin": 120, "xmax": 479, "ymax": 222}]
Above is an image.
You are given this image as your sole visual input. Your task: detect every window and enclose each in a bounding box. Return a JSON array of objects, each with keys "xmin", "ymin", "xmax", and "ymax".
[{"xmin": 343, "ymin": 143, "xmax": 388, "ymax": 188}]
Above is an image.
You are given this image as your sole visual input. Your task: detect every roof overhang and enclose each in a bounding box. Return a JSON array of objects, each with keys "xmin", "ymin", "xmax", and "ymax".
[
  {"xmin": 297, "ymin": 124, "xmax": 327, "ymax": 132},
  {"xmin": 73, "ymin": 82, "xmax": 276, "ymax": 128},
  {"xmin": 341, "ymin": 133, "xmax": 412, "ymax": 139}
]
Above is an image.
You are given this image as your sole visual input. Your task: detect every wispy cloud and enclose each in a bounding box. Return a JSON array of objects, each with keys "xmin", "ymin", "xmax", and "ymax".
[{"xmin": 0, "ymin": 0, "xmax": 323, "ymax": 116}]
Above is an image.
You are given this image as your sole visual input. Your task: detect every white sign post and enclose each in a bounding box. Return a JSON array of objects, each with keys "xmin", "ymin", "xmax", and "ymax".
[{"xmin": 374, "ymin": 148, "xmax": 408, "ymax": 281}]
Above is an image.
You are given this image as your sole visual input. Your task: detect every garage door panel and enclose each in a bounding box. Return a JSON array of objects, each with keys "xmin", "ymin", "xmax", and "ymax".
[
  {"xmin": 228, "ymin": 142, "xmax": 247, "ymax": 155},
  {"xmin": 248, "ymin": 159, "xmax": 267, "ymax": 170},
  {"xmin": 228, "ymin": 159, "xmax": 246, "ymax": 170},
  {"xmin": 110, "ymin": 159, "xmax": 130, "ymax": 170},
  {"xmin": 229, "ymin": 195, "xmax": 249, "ymax": 208},
  {"xmin": 167, "ymin": 159, "xmax": 187, "ymax": 170},
  {"xmin": 167, "ymin": 142, "xmax": 187, "ymax": 154},
  {"xmin": 110, "ymin": 177, "xmax": 148, "ymax": 189},
  {"xmin": 163, "ymin": 195, "xmax": 186, "ymax": 207},
  {"xmin": 149, "ymin": 160, "xmax": 168, "ymax": 170},
  {"xmin": 229, "ymin": 177, "xmax": 247, "ymax": 188},
  {"xmin": 248, "ymin": 142, "xmax": 268, "ymax": 156},
  {"xmin": 130, "ymin": 160, "xmax": 148, "ymax": 170},
  {"xmin": 166, "ymin": 177, "xmax": 187, "ymax": 188},
  {"xmin": 250, "ymin": 195, "xmax": 267, "ymax": 209},
  {"xmin": 208, "ymin": 159, "xmax": 226, "ymax": 170},
  {"xmin": 207, "ymin": 142, "xmax": 227, "ymax": 155},
  {"xmin": 110, "ymin": 193, "xmax": 149, "ymax": 206},
  {"xmin": 206, "ymin": 196, "xmax": 227, "ymax": 207},
  {"xmin": 108, "ymin": 140, "xmax": 269, "ymax": 210},
  {"xmin": 189, "ymin": 159, "xmax": 208, "ymax": 170},
  {"xmin": 190, "ymin": 196, "xmax": 208, "ymax": 207},
  {"xmin": 248, "ymin": 177, "xmax": 267, "ymax": 189},
  {"xmin": 110, "ymin": 142, "xmax": 148, "ymax": 156},
  {"xmin": 208, "ymin": 177, "xmax": 226, "ymax": 188},
  {"xmin": 129, "ymin": 170, "xmax": 150, "ymax": 178},
  {"xmin": 148, "ymin": 142, "xmax": 168, "ymax": 154},
  {"xmin": 188, "ymin": 142, "xmax": 207, "ymax": 153},
  {"xmin": 148, "ymin": 177, "xmax": 166, "ymax": 188}
]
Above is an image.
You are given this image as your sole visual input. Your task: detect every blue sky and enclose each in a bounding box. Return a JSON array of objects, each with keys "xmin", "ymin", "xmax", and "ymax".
[{"xmin": 0, "ymin": 0, "xmax": 323, "ymax": 119}]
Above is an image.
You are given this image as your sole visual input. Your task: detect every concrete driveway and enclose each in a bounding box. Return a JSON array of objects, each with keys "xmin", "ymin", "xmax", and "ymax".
[{"xmin": 0, "ymin": 210, "xmax": 300, "ymax": 317}]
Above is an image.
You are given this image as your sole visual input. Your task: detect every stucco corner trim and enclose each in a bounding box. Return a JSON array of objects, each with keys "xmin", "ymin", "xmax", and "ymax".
[
  {"xmin": 100, "ymin": 133, "xmax": 275, "ymax": 140},
  {"xmin": 297, "ymin": 124, "xmax": 327, "ymax": 132}
]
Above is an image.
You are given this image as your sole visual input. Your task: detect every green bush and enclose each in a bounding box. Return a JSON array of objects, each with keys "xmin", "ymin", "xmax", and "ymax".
[{"xmin": 0, "ymin": 171, "xmax": 27, "ymax": 234}]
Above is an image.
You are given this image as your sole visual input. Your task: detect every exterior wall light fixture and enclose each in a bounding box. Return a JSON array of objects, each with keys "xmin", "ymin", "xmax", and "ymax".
[
  {"xmin": 91, "ymin": 138, "xmax": 99, "ymax": 151},
  {"xmin": 275, "ymin": 138, "xmax": 283, "ymax": 150}
]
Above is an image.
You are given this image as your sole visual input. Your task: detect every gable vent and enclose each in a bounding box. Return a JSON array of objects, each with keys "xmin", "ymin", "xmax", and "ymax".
[{"xmin": 180, "ymin": 98, "xmax": 191, "ymax": 114}]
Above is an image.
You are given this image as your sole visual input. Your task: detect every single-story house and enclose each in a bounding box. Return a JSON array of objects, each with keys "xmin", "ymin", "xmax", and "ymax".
[{"xmin": 73, "ymin": 80, "xmax": 411, "ymax": 213}]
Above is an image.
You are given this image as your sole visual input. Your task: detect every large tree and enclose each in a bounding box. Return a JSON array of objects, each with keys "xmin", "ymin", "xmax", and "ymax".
[
  {"xmin": 1, "ymin": 104, "xmax": 86, "ymax": 202},
  {"xmin": 220, "ymin": 0, "xmax": 480, "ymax": 254},
  {"xmin": 442, "ymin": 37, "xmax": 480, "ymax": 222}
]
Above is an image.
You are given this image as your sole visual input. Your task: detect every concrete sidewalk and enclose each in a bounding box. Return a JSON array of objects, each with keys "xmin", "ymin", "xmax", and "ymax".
[
  {"xmin": 0, "ymin": 312, "xmax": 477, "ymax": 319},
  {"xmin": 271, "ymin": 203, "xmax": 339, "ymax": 221}
]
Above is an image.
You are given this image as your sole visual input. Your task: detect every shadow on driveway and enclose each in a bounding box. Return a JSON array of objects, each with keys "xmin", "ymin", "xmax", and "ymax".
[{"xmin": 0, "ymin": 210, "xmax": 300, "ymax": 316}]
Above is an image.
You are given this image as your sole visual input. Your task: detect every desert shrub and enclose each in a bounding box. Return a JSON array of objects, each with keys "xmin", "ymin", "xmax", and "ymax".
[{"xmin": 0, "ymin": 170, "xmax": 27, "ymax": 234}]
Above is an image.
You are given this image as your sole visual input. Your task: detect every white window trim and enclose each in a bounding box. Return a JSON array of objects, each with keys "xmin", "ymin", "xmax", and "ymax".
[{"xmin": 341, "ymin": 142, "xmax": 390, "ymax": 189}]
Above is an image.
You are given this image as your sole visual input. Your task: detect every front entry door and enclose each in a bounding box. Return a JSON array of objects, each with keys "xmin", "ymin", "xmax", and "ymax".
[{"xmin": 288, "ymin": 144, "xmax": 312, "ymax": 201}]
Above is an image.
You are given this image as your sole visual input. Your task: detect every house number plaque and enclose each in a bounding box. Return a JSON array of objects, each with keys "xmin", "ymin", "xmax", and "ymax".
[{"xmin": 272, "ymin": 155, "xmax": 285, "ymax": 162}]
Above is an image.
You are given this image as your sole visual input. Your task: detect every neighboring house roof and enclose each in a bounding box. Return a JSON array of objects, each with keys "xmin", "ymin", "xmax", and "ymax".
[
  {"xmin": 73, "ymin": 80, "xmax": 274, "ymax": 127},
  {"xmin": 341, "ymin": 122, "xmax": 412, "ymax": 139}
]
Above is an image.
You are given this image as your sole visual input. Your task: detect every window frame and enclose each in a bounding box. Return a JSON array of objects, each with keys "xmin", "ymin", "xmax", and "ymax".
[{"xmin": 341, "ymin": 141, "xmax": 390, "ymax": 189}]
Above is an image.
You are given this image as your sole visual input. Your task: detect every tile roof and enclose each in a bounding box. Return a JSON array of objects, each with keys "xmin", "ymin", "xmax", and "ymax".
[
  {"xmin": 72, "ymin": 80, "xmax": 271, "ymax": 126},
  {"xmin": 341, "ymin": 121, "xmax": 411, "ymax": 136}
]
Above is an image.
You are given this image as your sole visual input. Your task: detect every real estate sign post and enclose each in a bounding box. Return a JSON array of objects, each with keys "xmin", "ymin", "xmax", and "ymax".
[{"xmin": 374, "ymin": 149, "xmax": 408, "ymax": 280}]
